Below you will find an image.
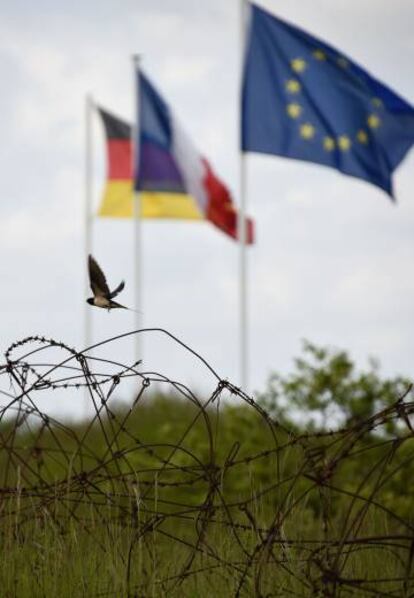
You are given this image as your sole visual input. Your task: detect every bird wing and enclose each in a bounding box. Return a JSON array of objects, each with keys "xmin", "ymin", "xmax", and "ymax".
[
  {"xmin": 88, "ymin": 255, "xmax": 110, "ymax": 297},
  {"xmin": 109, "ymin": 280, "xmax": 125, "ymax": 299}
]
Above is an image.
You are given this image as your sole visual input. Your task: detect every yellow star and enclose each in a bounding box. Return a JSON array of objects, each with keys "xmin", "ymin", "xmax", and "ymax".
[
  {"xmin": 372, "ymin": 97, "xmax": 383, "ymax": 108},
  {"xmin": 323, "ymin": 136, "xmax": 335, "ymax": 151},
  {"xmin": 357, "ymin": 130, "xmax": 369, "ymax": 144},
  {"xmin": 300, "ymin": 123, "xmax": 315, "ymax": 140},
  {"xmin": 313, "ymin": 49, "xmax": 326, "ymax": 61},
  {"xmin": 337, "ymin": 56, "xmax": 349, "ymax": 69},
  {"xmin": 367, "ymin": 114, "xmax": 381, "ymax": 129},
  {"xmin": 285, "ymin": 79, "xmax": 301, "ymax": 93},
  {"xmin": 286, "ymin": 103, "xmax": 302, "ymax": 118},
  {"xmin": 338, "ymin": 135, "xmax": 351, "ymax": 151},
  {"xmin": 291, "ymin": 58, "xmax": 307, "ymax": 73}
]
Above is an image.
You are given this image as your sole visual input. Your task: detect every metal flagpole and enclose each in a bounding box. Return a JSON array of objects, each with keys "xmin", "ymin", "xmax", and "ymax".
[
  {"xmin": 83, "ymin": 93, "xmax": 94, "ymax": 416},
  {"xmin": 132, "ymin": 55, "xmax": 143, "ymax": 364},
  {"xmin": 84, "ymin": 93, "xmax": 93, "ymax": 351},
  {"xmin": 239, "ymin": 0, "xmax": 249, "ymax": 391},
  {"xmin": 239, "ymin": 154, "xmax": 248, "ymax": 392}
]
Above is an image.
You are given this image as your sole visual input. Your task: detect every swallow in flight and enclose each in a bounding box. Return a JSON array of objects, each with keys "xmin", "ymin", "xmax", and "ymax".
[{"xmin": 87, "ymin": 254, "xmax": 127, "ymax": 311}]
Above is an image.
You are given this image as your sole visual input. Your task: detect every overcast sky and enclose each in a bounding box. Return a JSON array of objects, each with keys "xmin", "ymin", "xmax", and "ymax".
[{"xmin": 0, "ymin": 0, "xmax": 413, "ymax": 417}]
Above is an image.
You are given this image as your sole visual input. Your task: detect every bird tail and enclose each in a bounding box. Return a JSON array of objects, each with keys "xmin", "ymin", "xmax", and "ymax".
[
  {"xmin": 109, "ymin": 300, "xmax": 128, "ymax": 310},
  {"xmin": 110, "ymin": 300, "xmax": 142, "ymax": 314}
]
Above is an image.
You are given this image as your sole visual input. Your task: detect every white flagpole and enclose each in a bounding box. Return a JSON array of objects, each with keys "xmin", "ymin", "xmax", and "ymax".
[
  {"xmin": 239, "ymin": 0, "xmax": 249, "ymax": 391},
  {"xmin": 83, "ymin": 93, "xmax": 94, "ymax": 416},
  {"xmin": 132, "ymin": 55, "xmax": 143, "ymax": 364},
  {"xmin": 84, "ymin": 93, "xmax": 93, "ymax": 351},
  {"xmin": 239, "ymin": 155, "xmax": 248, "ymax": 392}
]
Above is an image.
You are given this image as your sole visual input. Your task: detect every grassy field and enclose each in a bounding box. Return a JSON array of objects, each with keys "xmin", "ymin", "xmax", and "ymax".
[{"xmin": 1, "ymin": 333, "xmax": 414, "ymax": 596}]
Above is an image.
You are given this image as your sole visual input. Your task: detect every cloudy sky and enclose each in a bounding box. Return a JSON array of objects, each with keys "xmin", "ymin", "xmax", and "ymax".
[{"xmin": 0, "ymin": 0, "xmax": 413, "ymax": 416}]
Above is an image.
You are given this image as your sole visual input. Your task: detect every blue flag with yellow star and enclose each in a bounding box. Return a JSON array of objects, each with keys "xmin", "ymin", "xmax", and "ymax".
[{"xmin": 241, "ymin": 3, "xmax": 414, "ymax": 197}]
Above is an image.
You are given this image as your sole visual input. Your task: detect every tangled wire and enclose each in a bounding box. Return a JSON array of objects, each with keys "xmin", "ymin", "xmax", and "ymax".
[{"xmin": 0, "ymin": 329, "xmax": 414, "ymax": 597}]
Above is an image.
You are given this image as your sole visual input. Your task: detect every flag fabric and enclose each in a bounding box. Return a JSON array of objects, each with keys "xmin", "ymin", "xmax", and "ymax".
[
  {"xmin": 242, "ymin": 3, "xmax": 414, "ymax": 197},
  {"xmin": 134, "ymin": 71, "xmax": 254, "ymax": 243},
  {"xmin": 97, "ymin": 108, "xmax": 133, "ymax": 218},
  {"xmin": 97, "ymin": 73, "xmax": 254, "ymax": 243},
  {"xmin": 97, "ymin": 108, "xmax": 198, "ymax": 220}
]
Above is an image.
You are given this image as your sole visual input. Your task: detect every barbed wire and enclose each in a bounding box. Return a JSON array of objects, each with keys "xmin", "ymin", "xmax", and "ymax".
[{"xmin": 0, "ymin": 329, "xmax": 413, "ymax": 596}]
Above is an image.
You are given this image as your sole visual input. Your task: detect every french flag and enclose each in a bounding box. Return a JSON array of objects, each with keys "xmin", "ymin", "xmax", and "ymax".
[{"xmin": 135, "ymin": 71, "xmax": 254, "ymax": 243}]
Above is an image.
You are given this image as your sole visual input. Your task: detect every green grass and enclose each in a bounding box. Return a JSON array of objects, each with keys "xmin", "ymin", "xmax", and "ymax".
[
  {"xmin": 0, "ymin": 490, "xmax": 411, "ymax": 596},
  {"xmin": 0, "ymin": 393, "xmax": 413, "ymax": 596}
]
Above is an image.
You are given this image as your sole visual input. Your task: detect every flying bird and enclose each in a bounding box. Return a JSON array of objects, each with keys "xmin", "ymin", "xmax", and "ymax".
[{"xmin": 87, "ymin": 254, "xmax": 128, "ymax": 311}]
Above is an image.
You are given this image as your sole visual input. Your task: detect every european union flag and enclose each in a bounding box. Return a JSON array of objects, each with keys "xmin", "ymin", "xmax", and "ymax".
[{"xmin": 241, "ymin": 3, "xmax": 414, "ymax": 198}]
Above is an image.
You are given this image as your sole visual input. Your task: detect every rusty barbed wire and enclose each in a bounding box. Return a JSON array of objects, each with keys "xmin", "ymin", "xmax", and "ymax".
[{"xmin": 0, "ymin": 329, "xmax": 413, "ymax": 596}]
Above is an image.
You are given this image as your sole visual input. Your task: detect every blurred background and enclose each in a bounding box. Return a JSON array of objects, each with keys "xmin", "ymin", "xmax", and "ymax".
[{"xmin": 0, "ymin": 0, "xmax": 413, "ymax": 418}]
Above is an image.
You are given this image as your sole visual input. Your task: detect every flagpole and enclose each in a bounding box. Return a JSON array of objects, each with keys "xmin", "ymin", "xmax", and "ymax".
[
  {"xmin": 239, "ymin": 0, "xmax": 249, "ymax": 391},
  {"xmin": 239, "ymin": 155, "xmax": 248, "ymax": 392},
  {"xmin": 132, "ymin": 55, "xmax": 143, "ymax": 364},
  {"xmin": 83, "ymin": 93, "xmax": 94, "ymax": 416},
  {"xmin": 84, "ymin": 93, "xmax": 93, "ymax": 352}
]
